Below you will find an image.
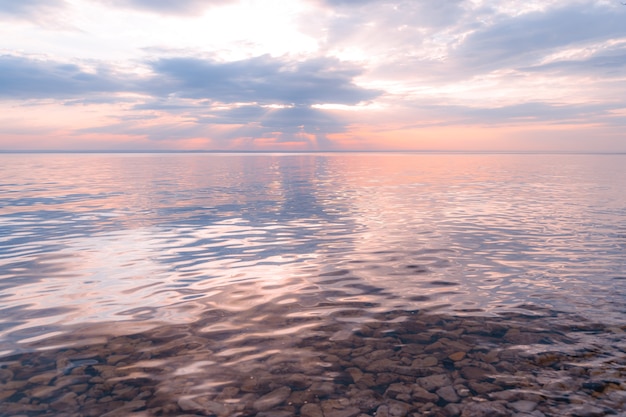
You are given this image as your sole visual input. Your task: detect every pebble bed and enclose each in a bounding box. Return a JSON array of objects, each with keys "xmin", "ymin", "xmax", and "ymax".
[{"xmin": 1, "ymin": 310, "xmax": 625, "ymax": 417}]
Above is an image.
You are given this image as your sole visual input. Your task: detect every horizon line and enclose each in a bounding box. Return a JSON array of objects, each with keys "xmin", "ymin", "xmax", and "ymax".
[{"xmin": 1, "ymin": 149, "xmax": 626, "ymax": 155}]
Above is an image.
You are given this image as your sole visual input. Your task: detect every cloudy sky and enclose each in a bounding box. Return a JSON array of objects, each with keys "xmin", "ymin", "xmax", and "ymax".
[{"xmin": 1, "ymin": 0, "xmax": 625, "ymax": 151}]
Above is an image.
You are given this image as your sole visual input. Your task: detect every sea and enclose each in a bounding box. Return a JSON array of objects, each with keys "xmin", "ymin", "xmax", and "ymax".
[{"xmin": 0, "ymin": 153, "xmax": 625, "ymax": 416}]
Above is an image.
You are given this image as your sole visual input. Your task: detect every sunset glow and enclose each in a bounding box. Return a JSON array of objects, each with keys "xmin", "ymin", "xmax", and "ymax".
[{"xmin": 1, "ymin": 0, "xmax": 625, "ymax": 151}]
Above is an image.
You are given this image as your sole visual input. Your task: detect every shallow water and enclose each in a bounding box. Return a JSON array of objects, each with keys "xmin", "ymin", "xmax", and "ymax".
[{"xmin": 1, "ymin": 153, "xmax": 625, "ymax": 416}]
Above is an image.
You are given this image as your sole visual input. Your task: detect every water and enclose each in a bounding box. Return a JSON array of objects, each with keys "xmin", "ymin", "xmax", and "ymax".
[{"xmin": 1, "ymin": 153, "xmax": 625, "ymax": 416}]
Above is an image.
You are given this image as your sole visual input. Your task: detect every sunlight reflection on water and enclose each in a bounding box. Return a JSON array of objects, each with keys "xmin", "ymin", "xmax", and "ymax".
[
  {"xmin": 1, "ymin": 153, "xmax": 625, "ymax": 356},
  {"xmin": 2, "ymin": 153, "xmax": 626, "ymax": 416}
]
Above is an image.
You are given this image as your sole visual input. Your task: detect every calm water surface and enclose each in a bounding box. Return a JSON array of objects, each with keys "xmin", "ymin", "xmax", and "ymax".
[{"xmin": 0, "ymin": 153, "xmax": 625, "ymax": 413}]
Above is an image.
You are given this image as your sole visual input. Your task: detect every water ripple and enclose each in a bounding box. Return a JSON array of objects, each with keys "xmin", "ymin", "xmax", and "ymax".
[{"xmin": 0, "ymin": 153, "xmax": 625, "ymax": 359}]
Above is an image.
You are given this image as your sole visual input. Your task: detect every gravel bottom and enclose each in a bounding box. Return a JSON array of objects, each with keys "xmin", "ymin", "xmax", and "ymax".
[{"xmin": 1, "ymin": 309, "xmax": 625, "ymax": 417}]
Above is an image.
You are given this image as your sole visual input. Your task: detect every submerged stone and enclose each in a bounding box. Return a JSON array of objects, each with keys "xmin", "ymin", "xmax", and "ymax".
[
  {"xmin": 416, "ymin": 374, "xmax": 452, "ymax": 392},
  {"xmin": 436, "ymin": 385, "xmax": 460, "ymax": 403},
  {"xmin": 300, "ymin": 403, "xmax": 323, "ymax": 417},
  {"xmin": 253, "ymin": 386, "xmax": 292, "ymax": 411}
]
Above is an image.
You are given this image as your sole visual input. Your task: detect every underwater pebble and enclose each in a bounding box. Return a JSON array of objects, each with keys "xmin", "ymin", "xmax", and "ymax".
[
  {"xmin": 253, "ymin": 386, "xmax": 292, "ymax": 411},
  {"xmin": 0, "ymin": 311, "xmax": 624, "ymax": 417}
]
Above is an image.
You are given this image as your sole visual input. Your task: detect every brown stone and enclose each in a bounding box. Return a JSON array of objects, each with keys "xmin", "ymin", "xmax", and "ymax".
[
  {"xmin": 416, "ymin": 374, "xmax": 452, "ymax": 392},
  {"xmin": 285, "ymin": 373, "xmax": 310, "ymax": 390},
  {"xmin": 461, "ymin": 366, "xmax": 490, "ymax": 381},
  {"xmin": 29, "ymin": 384, "xmax": 59, "ymax": 399},
  {"xmin": 366, "ymin": 358, "xmax": 396, "ymax": 373},
  {"xmin": 411, "ymin": 385, "xmax": 438, "ymax": 403},
  {"xmin": 346, "ymin": 367, "xmax": 363, "ymax": 383},
  {"xmin": 0, "ymin": 390, "xmax": 16, "ymax": 401},
  {"xmin": 436, "ymin": 386, "xmax": 460, "ymax": 403},
  {"xmin": 50, "ymin": 392, "xmax": 78, "ymax": 411},
  {"xmin": 300, "ymin": 402, "xmax": 324, "ymax": 417},
  {"xmin": 310, "ymin": 381, "xmax": 335, "ymax": 397},
  {"xmin": 349, "ymin": 388, "xmax": 381, "ymax": 411},
  {"xmin": 324, "ymin": 406, "xmax": 362, "ymax": 417},
  {"xmin": 257, "ymin": 410, "xmax": 294, "ymax": 417},
  {"xmin": 468, "ymin": 381, "xmax": 500, "ymax": 395},
  {"xmin": 177, "ymin": 397, "xmax": 206, "ymax": 414},
  {"xmin": 100, "ymin": 400, "xmax": 147, "ymax": 417},
  {"xmin": 411, "ymin": 356, "xmax": 438, "ymax": 368},
  {"xmin": 509, "ymin": 400, "xmax": 537, "ymax": 413},
  {"xmin": 253, "ymin": 386, "xmax": 291, "ymax": 411},
  {"xmin": 287, "ymin": 389, "xmax": 316, "ymax": 406},
  {"xmin": 460, "ymin": 401, "xmax": 508, "ymax": 417},
  {"xmin": 106, "ymin": 355, "xmax": 129, "ymax": 365},
  {"xmin": 0, "ymin": 368, "xmax": 14, "ymax": 382},
  {"xmin": 376, "ymin": 404, "xmax": 390, "ymax": 417},
  {"xmin": 375, "ymin": 372, "xmax": 399, "ymax": 386},
  {"xmin": 569, "ymin": 404, "xmax": 606, "ymax": 417},
  {"xmin": 27, "ymin": 371, "xmax": 58, "ymax": 385},
  {"xmin": 385, "ymin": 383, "xmax": 412, "ymax": 399},
  {"xmin": 386, "ymin": 399, "xmax": 411, "ymax": 417}
]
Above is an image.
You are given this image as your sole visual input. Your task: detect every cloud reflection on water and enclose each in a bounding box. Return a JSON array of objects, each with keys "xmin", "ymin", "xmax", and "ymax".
[{"xmin": 0, "ymin": 153, "xmax": 625, "ymax": 357}]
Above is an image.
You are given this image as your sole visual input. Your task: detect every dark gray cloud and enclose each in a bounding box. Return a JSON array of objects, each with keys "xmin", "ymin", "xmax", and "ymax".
[
  {"xmin": 149, "ymin": 55, "xmax": 379, "ymax": 106},
  {"xmin": 202, "ymin": 105, "xmax": 344, "ymax": 146},
  {"xmin": 401, "ymin": 101, "xmax": 621, "ymax": 128},
  {"xmin": 1, "ymin": 53, "xmax": 376, "ymax": 145},
  {"xmin": 209, "ymin": 105, "xmax": 345, "ymax": 133},
  {"xmin": 77, "ymin": 105, "xmax": 343, "ymax": 147},
  {"xmin": 457, "ymin": 5, "xmax": 626, "ymax": 72},
  {"xmin": 522, "ymin": 51, "xmax": 626, "ymax": 77},
  {"xmin": 0, "ymin": 54, "xmax": 379, "ymax": 106},
  {"xmin": 365, "ymin": 3, "xmax": 626, "ymax": 85},
  {"xmin": 99, "ymin": 0, "xmax": 232, "ymax": 15},
  {"xmin": 0, "ymin": 55, "xmax": 128, "ymax": 98},
  {"xmin": 461, "ymin": 102, "xmax": 613, "ymax": 124}
]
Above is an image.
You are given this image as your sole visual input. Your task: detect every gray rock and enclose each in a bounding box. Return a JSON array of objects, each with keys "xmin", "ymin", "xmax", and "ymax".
[
  {"xmin": 198, "ymin": 399, "xmax": 231, "ymax": 416},
  {"xmin": 542, "ymin": 378, "xmax": 578, "ymax": 392},
  {"xmin": 257, "ymin": 411, "xmax": 294, "ymax": 417},
  {"xmin": 27, "ymin": 371, "xmax": 57, "ymax": 385},
  {"xmin": 349, "ymin": 389, "xmax": 381, "ymax": 411},
  {"xmin": 0, "ymin": 368, "xmax": 14, "ymax": 382},
  {"xmin": 300, "ymin": 403, "xmax": 323, "ymax": 417},
  {"xmin": 509, "ymin": 400, "xmax": 537, "ymax": 413},
  {"xmin": 411, "ymin": 356, "xmax": 438, "ymax": 368},
  {"xmin": 386, "ymin": 400, "xmax": 411, "ymax": 417},
  {"xmin": 569, "ymin": 404, "xmax": 606, "ymax": 417},
  {"xmin": 376, "ymin": 404, "xmax": 389, "ymax": 417},
  {"xmin": 460, "ymin": 366, "xmax": 490, "ymax": 381},
  {"xmin": 310, "ymin": 381, "xmax": 335, "ymax": 397},
  {"xmin": 608, "ymin": 390, "xmax": 626, "ymax": 405},
  {"xmin": 454, "ymin": 384, "xmax": 471, "ymax": 397},
  {"xmin": 50, "ymin": 392, "xmax": 78, "ymax": 411},
  {"xmin": 101, "ymin": 401, "xmax": 147, "ymax": 417},
  {"xmin": 366, "ymin": 358, "xmax": 396, "ymax": 373},
  {"xmin": 347, "ymin": 367, "xmax": 363, "ymax": 383},
  {"xmin": 412, "ymin": 385, "xmax": 439, "ymax": 403},
  {"xmin": 417, "ymin": 374, "xmax": 452, "ymax": 392},
  {"xmin": 253, "ymin": 386, "xmax": 292, "ymax": 411},
  {"xmin": 385, "ymin": 383, "xmax": 412, "ymax": 399},
  {"xmin": 177, "ymin": 397, "xmax": 210, "ymax": 415},
  {"xmin": 444, "ymin": 403, "xmax": 462, "ymax": 417},
  {"xmin": 436, "ymin": 386, "xmax": 460, "ymax": 403},
  {"xmin": 460, "ymin": 401, "xmax": 508, "ymax": 417},
  {"xmin": 285, "ymin": 373, "xmax": 311, "ymax": 390},
  {"xmin": 324, "ymin": 407, "xmax": 362, "ymax": 417},
  {"xmin": 468, "ymin": 380, "xmax": 500, "ymax": 394}
]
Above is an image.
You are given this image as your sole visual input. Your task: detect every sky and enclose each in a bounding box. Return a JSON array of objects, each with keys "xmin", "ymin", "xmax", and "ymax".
[{"xmin": 1, "ymin": 0, "xmax": 625, "ymax": 151}]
